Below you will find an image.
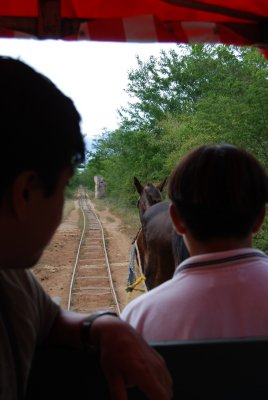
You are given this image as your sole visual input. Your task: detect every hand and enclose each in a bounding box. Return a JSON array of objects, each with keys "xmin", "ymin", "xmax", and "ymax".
[{"xmin": 91, "ymin": 315, "xmax": 173, "ymax": 400}]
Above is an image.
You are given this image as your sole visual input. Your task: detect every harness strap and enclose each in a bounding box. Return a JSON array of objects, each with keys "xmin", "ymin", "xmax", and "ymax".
[
  {"xmin": 126, "ymin": 274, "xmax": 146, "ymax": 293},
  {"xmin": 126, "ymin": 228, "xmax": 148, "ymax": 301},
  {"xmin": 131, "ymin": 226, "xmax": 142, "ymax": 244},
  {"xmin": 134, "ymin": 238, "xmax": 144, "ymax": 278},
  {"xmin": 127, "ymin": 243, "xmax": 137, "ymax": 286}
]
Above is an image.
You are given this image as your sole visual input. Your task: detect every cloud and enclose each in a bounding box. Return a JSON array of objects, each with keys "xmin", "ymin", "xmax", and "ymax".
[{"xmin": 0, "ymin": 38, "xmax": 177, "ymax": 150}]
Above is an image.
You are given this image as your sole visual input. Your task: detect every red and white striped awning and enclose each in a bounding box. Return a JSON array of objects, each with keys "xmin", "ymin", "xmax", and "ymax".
[{"xmin": 0, "ymin": 1, "xmax": 267, "ymax": 57}]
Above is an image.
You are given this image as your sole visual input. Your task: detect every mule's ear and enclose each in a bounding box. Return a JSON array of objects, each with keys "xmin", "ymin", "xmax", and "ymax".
[
  {"xmin": 157, "ymin": 176, "xmax": 168, "ymax": 192},
  {"xmin": 134, "ymin": 177, "xmax": 143, "ymax": 195}
]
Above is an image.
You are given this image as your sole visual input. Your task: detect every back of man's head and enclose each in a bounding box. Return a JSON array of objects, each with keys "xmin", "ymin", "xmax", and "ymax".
[
  {"xmin": 0, "ymin": 56, "xmax": 85, "ymax": 199},
  {"xmin": 168, "ymin": 144, "xmax": 268, "ymax": 241}
]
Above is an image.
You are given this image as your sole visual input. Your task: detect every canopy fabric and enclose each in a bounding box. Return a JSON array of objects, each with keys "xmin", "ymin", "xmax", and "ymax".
[{"xmin": 0, "ymin": 0, "xmax": 267, "ymax": 57}]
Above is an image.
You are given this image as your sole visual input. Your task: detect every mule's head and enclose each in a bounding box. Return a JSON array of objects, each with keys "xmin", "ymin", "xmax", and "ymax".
[{"xmin": 134, "ymin": 176, "xmax": 168, "ymax": 221}]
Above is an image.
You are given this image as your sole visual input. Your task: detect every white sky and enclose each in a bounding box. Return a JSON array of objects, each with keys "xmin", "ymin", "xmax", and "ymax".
[{"xmin": 0, "ymin": 38, "xmax": 177, "ymax": 150}]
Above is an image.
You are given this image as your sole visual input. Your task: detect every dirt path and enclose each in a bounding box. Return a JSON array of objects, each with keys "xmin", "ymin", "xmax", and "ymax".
[{"xmin": 32, "ymin": 198, "xmax": 143, "ymax": 313}]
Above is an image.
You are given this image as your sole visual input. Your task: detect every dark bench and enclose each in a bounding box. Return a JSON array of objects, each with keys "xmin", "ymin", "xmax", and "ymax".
[{"xmin": 26, "ymin": 337, "xmax": 268, "ymax": 399}]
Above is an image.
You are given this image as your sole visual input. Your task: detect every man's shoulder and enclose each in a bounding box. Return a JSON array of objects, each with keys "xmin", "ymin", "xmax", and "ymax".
[
  {"xmin": 0, "ymin": 267, "xmax": 30, "ymax": 282},
  {"xmin": 121, "ymin": 278, "xmax": 175, "ymax": 319},
  {"xmin": 0, "ymin": 268, "xmax": 45, "ymax": 298}
]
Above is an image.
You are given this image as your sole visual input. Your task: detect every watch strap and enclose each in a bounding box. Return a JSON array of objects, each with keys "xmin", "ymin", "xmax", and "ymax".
[{"xmin": 80, "ymin": 311, "xmax": 118, "ymax": 351}]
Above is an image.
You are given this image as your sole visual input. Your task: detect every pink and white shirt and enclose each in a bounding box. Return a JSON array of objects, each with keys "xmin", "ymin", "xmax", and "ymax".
[{"xmin": 121, "ymin": 248, "xmax": 268, "ymax": 342}]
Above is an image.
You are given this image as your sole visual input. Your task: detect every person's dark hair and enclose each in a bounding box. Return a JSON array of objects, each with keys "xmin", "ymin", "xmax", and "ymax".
[
  {"xmin": 0, "ymin": 56, "xmax": 85, "ymax": 199},
  {"xmin": 168, "ymin": 144, "xmax": 268, "ymax": 241}
]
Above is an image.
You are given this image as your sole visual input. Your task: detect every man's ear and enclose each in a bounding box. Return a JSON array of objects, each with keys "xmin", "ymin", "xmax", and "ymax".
[
  {"xmin": 252, "ymin": 206, "xmax": 266, "ymax": 234},
  {"xmin": 169, "ymin": 203, "xmax": 187, "ymax": 235},
  {"xmin": 11, "ymin": 171, "xmax": 40, "ymax": 220}
]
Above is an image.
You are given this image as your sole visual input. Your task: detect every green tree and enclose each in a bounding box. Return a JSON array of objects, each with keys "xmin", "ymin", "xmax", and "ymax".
[{"xmin": 84, "ymin": 44, "xmax": 268, "ymax": 212}]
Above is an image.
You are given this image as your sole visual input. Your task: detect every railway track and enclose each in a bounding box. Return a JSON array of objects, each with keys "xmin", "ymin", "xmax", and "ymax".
[{"xmin": 67, "ymin": 189, "xmax": 121, "ymax": 315}]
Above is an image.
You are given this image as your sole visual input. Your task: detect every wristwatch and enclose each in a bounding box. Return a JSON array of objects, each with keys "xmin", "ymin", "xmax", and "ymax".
[{"xmin": 80, "ymin": 310, "xmax": 118, "ymax": 351}]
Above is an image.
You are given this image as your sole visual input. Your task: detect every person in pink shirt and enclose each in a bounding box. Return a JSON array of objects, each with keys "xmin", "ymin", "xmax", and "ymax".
[{"xmin": 121, "ymin": 144, "xmax": 268, "ymax": 342}]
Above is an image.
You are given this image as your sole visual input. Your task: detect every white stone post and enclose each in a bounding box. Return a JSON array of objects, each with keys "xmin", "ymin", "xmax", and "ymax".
[{"xmin": 94, "ymin": 176, "xmax": 106, "ymax": 198}]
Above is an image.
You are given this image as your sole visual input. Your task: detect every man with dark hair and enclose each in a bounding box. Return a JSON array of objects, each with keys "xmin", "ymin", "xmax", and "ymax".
[
  {"xmin": 121, "ymin": 144, "xmax": 268, "ymax": 341},
  {"xmin": 0, "ymin": 57, "xmax": 172, "ymax": 400}
]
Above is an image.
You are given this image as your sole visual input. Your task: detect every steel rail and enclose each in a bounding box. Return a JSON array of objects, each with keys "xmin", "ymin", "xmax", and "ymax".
[
  {"xmin": 85, "ymin": 198, "xmax": 121, "ymax": 315},
  {"xmin": 67, "ymin": 188, "xmax": 121, "ymax": 315},
  {"xmin": 67, "ymin": 191, "xmax": 86, "ymax": 310}
]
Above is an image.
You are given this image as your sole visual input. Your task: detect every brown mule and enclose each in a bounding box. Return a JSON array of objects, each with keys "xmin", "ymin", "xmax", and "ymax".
[{"xmin": 133, "ymin": 177, "xmax": 189, "ymax": 290}]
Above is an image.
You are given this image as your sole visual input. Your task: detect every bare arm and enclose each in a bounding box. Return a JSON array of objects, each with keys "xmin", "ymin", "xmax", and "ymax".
[{"xmin": 47, "ymin": 308, "xmax": 172, "ymax": 400}]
